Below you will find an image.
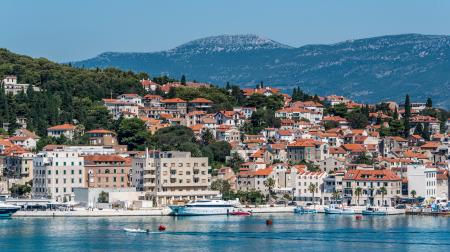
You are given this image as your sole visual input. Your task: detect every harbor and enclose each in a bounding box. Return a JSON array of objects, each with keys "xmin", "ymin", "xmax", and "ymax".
[{"xmin": 2, "ymin": 214, "xmax": 450, "ymax": 252}]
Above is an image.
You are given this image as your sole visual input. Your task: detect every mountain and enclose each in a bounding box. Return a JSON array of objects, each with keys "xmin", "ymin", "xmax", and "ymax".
[{"xmin": 73, "ymin": 34, "xmax": 450, "ymax": 108}]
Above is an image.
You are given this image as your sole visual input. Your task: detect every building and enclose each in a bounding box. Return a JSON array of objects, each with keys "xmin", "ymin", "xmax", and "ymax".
[
  {"xmin": 86, "ymin": 129, "xmax": 118, "ymax": 146},
  {"xmin": 287, "ymin": 139, "xmax": 329, "ymax": 163},
  {"xmin": 4, "ymin": 152, "xmax": 35, "ymax": 182},
  {"xmin": 47, "ymin": 124, "xmax": 78, "ymax": 140},
  {"xmin": 294, "ymin": 170, "xmax": 327, "ymax": 205},
  {"xmin": 343, "ymin": 169, "xmax": 402, "ymax": 206},
  {"xmin": 1, "ymin": 75, "xmax": 40, "ymax": 95},
  {"xmin": 32, "ymin": 150, "xmax": 85, "ymax": 202},
  {"xmin": 160, "ymin": 98, "xmax": 187, "ymax": 117},
  {"xmin": 132, "ymin": 151, "xmax": 218, "ymax": 206},
  {"xmin": 84, "ymin": 155, "xmax": 132, "ymax": 188}
]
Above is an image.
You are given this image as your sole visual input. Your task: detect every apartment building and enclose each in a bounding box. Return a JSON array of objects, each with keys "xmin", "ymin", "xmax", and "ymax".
[
  {"xmin": 342, "ymin": 169, "xmax": 401, "ymax": 207},
  {"xmin": 132, "ymin": 151, "xmax": 218, "ymax": 206},
  {"xmin": 32, "ymin": 150, "xmax": 85, "ymax": 202},
  {"xmin": 84, "ymin": 155, "xmax": 132, "ymax": 188}
]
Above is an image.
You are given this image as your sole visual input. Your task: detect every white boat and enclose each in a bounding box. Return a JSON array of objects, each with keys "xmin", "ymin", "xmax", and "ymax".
[
  {"xmin": 362, "ymin": 206, "xmax": 388, "ymax": 215},
  {"xmin": 124, "ymin": 228, "xmax": 148, "ymax": 233},
  {"xmin": 169, "ymin": 199, "xmax": 239, "ymax": 216},
  {"xmin": 0, "ymin": 202, "xmax": 21, "ymax": 217},
  {"xmin": 324, "ymin": 204, "xmax": 355, "ymax": 215}
]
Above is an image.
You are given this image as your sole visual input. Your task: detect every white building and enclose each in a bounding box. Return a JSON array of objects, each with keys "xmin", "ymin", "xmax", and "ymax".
[
  {"xmin": 1, "ymin": 75, "xmax": 40, "ymax": 95},
  {"xmin": 32, "ymin": 150, "xmax": 86, "ymax": 202},
  {"xmin": 132, "ymin": 151, "xmax": 218, "ymax": 206},
  {"xmin": 407, "ymin": 163, "xmax": 426, "ymax": 198}
]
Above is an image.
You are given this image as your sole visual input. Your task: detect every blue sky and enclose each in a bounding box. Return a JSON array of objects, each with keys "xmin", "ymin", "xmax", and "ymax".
[{"xmin": 1, "ymin": 0, "xmax": 450, "ymax": 62}]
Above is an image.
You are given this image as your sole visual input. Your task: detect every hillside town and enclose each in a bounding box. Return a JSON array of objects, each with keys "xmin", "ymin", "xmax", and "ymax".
[{"xmin": 1, "ymin": 75, "xmax": 450, "ymax": 213}]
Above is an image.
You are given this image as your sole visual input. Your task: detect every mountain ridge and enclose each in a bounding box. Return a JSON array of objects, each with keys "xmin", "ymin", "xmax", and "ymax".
[{"xmin": 73, "ymin": 33, "xmax": 450, "ymax": 107}]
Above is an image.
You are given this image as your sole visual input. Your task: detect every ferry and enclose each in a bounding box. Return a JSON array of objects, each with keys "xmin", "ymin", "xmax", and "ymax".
[
  {"xmin": 324, "ymin": 204, "xmax": 355, "ymax": 215},
  {"xmin": 0, "ymin": 202, "xmax": 21, "ymax": 217},
  {"xmin": 169, "ymin": 199, "xmax": 239, "ymax": 216},
  {"xmin": 362, "ymin": 206, "xmax": 387, "ymax": 216}
]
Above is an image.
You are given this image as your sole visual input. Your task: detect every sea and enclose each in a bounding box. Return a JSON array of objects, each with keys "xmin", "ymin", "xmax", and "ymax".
[{"xmin": 1, "ymin": 214, "xmax": 449, "ymax": 251}]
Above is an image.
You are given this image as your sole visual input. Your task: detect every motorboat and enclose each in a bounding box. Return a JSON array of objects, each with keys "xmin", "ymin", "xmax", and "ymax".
[
  {"xmin": 362, "ymin": 206, "xmax": 388, "ymax": 215},
  {"xmin": 228, "ymin": 210, "xmax": 252, "ymax": 216},
  {"xmin": 294, "ymin": 206, "xmax": 317, "ymax": 214},
  {"xmin": 0, "ymin": 202, "xmax": 20, "ymax": 217},
  {"xmin": 169, "ymin": 199, "xmax": 239, "ymax": 216},
  {"xmin": 324, "ymin": 204, "xmax": 355, "ymax": 215}
]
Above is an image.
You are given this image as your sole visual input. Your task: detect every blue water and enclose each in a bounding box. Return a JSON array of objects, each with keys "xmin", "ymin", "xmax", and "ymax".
[{"xmin": 1, "ymin": 214, "xmax": 450, "ymax": 251}]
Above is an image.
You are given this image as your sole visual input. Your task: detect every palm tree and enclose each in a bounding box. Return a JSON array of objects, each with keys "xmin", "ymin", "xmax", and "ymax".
[
  {"xmin": 379, "ymin": 187, "xmax": 387, "ymax": 206},
  {"xmin": 264, "ymin": 177, "xmax": 275, "ymax": 203},
  {"xmin": 411, "ymin": 190, "xmax": 417, "ymax": 204},
  {"xmin": 308, "ymin": 183, "xmax": 318, "ymax": 208},
  {"xmin": 354, "ymin": 187, "xmax": 362, "ymax": 206},
  {"xmin": 332, "ymin": 191, "xmax": 340, "ymax": 204}
]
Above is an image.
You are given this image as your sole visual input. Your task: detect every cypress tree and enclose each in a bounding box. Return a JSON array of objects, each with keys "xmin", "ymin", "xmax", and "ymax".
[
  {"xmin": 426, "ymin": 97, "xmax": 432, "ymax": 108},
  {"xmin": 180, "ymin": 75, "xmax": 186, "ymax": 85}
]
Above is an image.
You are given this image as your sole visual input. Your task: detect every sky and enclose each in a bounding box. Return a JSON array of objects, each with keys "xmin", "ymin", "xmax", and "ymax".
[{"xmin": 1, "ymin": 0, "xmax": 450, "ymax": 62}]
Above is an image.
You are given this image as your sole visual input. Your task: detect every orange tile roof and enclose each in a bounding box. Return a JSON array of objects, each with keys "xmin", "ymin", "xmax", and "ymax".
[
  {"xmin": 190, "ymin": 98, "xmax": 213, "ymax": 103},
  {"xmin": 342, "ymin": 144, "xmax": 366, "ymax": 153},
  {"xmin": 47, "ymin": 123, "xmax": 76, "ymax": 131},
  {"xmin": 161, "ymin": 98, "xmax": 186, "ymax": 103},
  {"xmin": 86, "ymin": 129, "xmax": 115, "ymax": 135},
  {"xmin": 344, "ymin": 169, "xmax": 401, "ymax": 181},
  {"xmin": 288, "ymin": 139, "xmax": 322, "ymax": 147}
]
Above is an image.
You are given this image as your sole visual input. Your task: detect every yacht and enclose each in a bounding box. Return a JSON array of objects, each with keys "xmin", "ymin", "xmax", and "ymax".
[
  {"xmin": 324, "ymin": 204, "xmax": 355, "ymax": 215},
  {"xmin": 169, "ymin": 199, "xmax": 239, "ymax": 216},
  {"xmin": 0, "ymin": 201, "xmax": 20, "ymax": 217}
]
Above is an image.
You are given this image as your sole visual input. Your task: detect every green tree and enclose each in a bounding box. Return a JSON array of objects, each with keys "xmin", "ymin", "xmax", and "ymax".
[
  {"xmin": 227, "ymin": 152, "xmax": 244, "ymax": 173},
  {"xmin": 263, "ymin": 177, "xmax": 276, "ymax": 203},
  {"xmin": 98, "ymin": 191, "xmax": 109, "ymax": 203},
  {"xmin": 211, "ymin": 179, "xmax": 232, "ymax": 198},
  {"xmin": 308, "ymin": 183, "xmax": 318, "ymax": 208},
  {"xmin": 347, "ymin": 110, "xmax": 368, "ymax": 129},
  {"xmin": 117, "ymin": 118, "xmax": 150, "ymax": 150},
  {"xmin": 354, "ymin": 187, "xmax": 362, "ymax": 206},
  {"xmin": 180, "ymin": 75, "xmax": 186, "ymax": 85},
  {"xmin": 200, "ymin": 128, "xmax": 215, "ymax": 146},
  {"xmin": 426, "ymin": 97, "xmax": 432, "ymax": 108},
  {"xmin": 379, "ymin": 187, "xmax": 387, "ymax": 206},
  {"xmin": 404, "ymin": 94, "xmax": 411, "ymax": 137}
]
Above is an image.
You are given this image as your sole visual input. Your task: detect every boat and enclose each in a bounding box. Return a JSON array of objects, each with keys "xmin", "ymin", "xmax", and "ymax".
[
  {"xmin": 169, "ymin": 199, "xmax": 239, "ymax": 216},
  {"xmin": 362, "ymin": 206, "xmax": 388, "ymax": 216},
  {"xmin": 124, "ymin": 228, "xmax": 148, "ymax": 233},
  {"xmin": 0, "ymin": 202, "xmax": 21, "ymax": 217},
  {"xmin": 294, "ymin": 206, "xmax": 317, "ymax": 214},
  {"xmin": 228, "ymin": 210, "xmax": 252, "ymax": 216},
  {"xmin": 324, "ymin": 204, "xmax": 355, "ymax": 215}
]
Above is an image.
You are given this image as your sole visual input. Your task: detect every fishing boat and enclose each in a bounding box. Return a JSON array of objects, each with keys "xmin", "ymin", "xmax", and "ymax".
[
  {"xmin": 169, "ymin": 199, "xmax": 239, "ymax": 216},
  {"xmin": 0, "ymin": 202, "xmax": 20, "ymax": 217},
  {"xmin": 362, "ymin": 206, "xmax": 388, "ymax": 216},
  {"xmin": 324, "ymin": 204, "xmax": 355, "ymax": 215},
  {"xmin": 294, "ymin": 206, "xmax": 317, "ymax": 214}
]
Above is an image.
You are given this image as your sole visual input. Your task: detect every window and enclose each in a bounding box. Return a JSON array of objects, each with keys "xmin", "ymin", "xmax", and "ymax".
[
  {"xmin": 63, "ymin": 170, "xmax": 66, "ymax": 175},
  {"xmin": 71, "ymin": 170, "xmax": 74, "ymax": 175},
  {"xmin": 48, "ymin": 170, "xmax": 51, "ymax": 175},
  {"xmin": 79, "ymin": 170, "xmax": 82, "ymax": 175},
  {"xmin": 121, "ymin": 177, "xmax": 124, "ymax": 182},
  {"xmin": 56, "ymin": 170, "xmax": 59, "ymax": 175},
  {"xmin": 113, "ymin": 177, "xmax": 117, "ymax": 182},
  {"xmin": 63, "ymin": 178, "xmax": 66, "ymax": 184},
  {"xmin": 71, "ymin": 178, "xmax": 74, "ymax": 183},
  {"xmin": 63, "ymin": 162, "xmax": 66, "ymax": 166},
  {"xmin": 63, "ymin": 188, "xmax": 66, "ymax": 193}
]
